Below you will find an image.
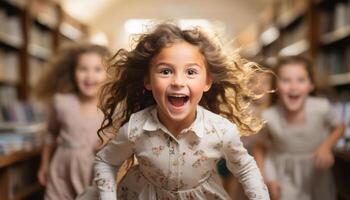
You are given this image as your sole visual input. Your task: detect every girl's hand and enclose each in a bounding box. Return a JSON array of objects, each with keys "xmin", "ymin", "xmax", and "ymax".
[
  {"xmin": 313, "ymin": 143, "xmax": 334, "ymax": 170},
  {"xmin": 37, "ymin": 164, "xmax": 48, "ymax": 186},
  {"xmin": 267, "ymin": 181, "xmax": 280, "ymax": 200}
]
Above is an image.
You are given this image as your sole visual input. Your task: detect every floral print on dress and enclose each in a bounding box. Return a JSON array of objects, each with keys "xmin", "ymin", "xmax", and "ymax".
[
  {"xmin": 152, "ymin": 145, "xmax": 165, "ymax": 156},
  {"xmin": 94, "ymin": 105, "xmax": 270, "ymax": 200}
]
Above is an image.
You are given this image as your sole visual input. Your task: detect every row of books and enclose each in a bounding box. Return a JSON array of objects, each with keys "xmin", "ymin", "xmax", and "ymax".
[
  {"xmin": 280, "ymin": 18, "xmax": 308, "ymax": 48},
  {"xmin": 317, "ymin": 45, "xmax": 350, "ymax": 76},
  {"xmin": 318, "ymin": 1, "xmax": 350, "ymax": 34},
  {"xmin": 0, "ymin": 127, "xmax": 44, "ymax": 154},
  {"xmin": 0, "ymin": 86, "xmax": 46, "ymax": 154},
  {"xmin": 0, "ymin": 49, "xmax": 19, "ymax": 84},
  {"xmin": 0, "ymin": 9, "xmax": 23, "ymax": 47},
  {"xmin": 29, "ymin": 57, "xmax": 45, "ymax": 87}
]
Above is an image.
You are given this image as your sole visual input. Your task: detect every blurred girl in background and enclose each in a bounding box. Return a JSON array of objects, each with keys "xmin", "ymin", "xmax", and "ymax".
[
  {"xmin": 35, "ymin": 43, "xmax": 110, "ymax": 200},
  {"xmin": 254, "ymin": 56, "xmax": 345, "ymax": 200}
]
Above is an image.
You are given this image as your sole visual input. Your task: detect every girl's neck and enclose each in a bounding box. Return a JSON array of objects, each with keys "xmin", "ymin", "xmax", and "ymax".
[
  {"xmin": 283, "ymin": 108, "xmax": 305, "ymax": 124},
  {"xmin": 157, "ymin": 110, "xmax": 196, "ymax": 138},
  {"xmin": 78, "ymin": 94, "xmax": 98, "ymax": 105}
]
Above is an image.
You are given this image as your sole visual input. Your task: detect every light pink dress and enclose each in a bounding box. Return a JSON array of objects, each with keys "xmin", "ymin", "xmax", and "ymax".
[{"xmin": 44, "ymin": 93, "xmax": 103, "ymax": 200}]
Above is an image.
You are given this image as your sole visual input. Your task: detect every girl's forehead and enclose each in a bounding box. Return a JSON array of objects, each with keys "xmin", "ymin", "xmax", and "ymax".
[
  {"xmin": 151, "ymin": 42, "xmax": 205, "ymax": 63},
  {"xmin": 278, "ymin": 63, "xmax": 308, "ymax": 75}
]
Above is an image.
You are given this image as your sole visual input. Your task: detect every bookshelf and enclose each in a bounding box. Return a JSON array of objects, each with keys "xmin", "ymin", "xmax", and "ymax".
[
  {"xmin": 0, "ymin": 0, "xmax": 88, "ymax": 100},
  {"xmin": 0, "ymin": 0, "xmax": 88, "ymax": 199},
  {"xmin": 0, "ymin": 146, "xmax": 42, "ymax": 168},
  {"xmin": 0, "ymin": 147, "xmax": 43, "ymax": 200}
]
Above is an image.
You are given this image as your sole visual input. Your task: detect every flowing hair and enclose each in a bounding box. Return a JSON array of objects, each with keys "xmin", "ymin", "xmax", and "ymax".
[{"xmin": 98, "ymin": 23, "xmax": 265, "ymax": 141}]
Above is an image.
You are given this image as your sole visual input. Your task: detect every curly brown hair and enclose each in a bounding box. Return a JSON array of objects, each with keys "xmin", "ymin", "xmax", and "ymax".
[
  {"xmin": 35, "ymin": 43, "xmax": 110, "ymax": 101},
  {"xmin": 98, "ymin": 23, "xmax": 264, "ymax": 139}
]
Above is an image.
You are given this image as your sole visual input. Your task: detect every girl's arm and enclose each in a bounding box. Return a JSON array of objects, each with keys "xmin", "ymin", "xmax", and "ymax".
[
  {"xmin": 94, "ymin": 123, "xmax": 134, "ymax": 200},
  {"xmin": 253, "ymin": 137, "xmax": 280, "ymax": 200},
  {"xmin": 38, "ymin": 100, "xmax": 60, "ymax": 186},
  {"xmin": 253, "ymin": 141, "xmax": 266, "ymax": 178},
  {"xmin": 38, "ymin": 143, "xmax": 54, "ymax": 186},
  {"xmin": 314, "ymin": 122, "xmax": 345, "ymax": 170},
  {"xmin": 222, "ymin": 122, "xmax": 270, "ymax": 200}
]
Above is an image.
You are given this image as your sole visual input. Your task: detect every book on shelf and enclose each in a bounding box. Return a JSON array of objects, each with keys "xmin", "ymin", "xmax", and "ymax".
[
  {"xmin": 334, "ymin": 2, "xmax": 350, "ymax": 30},
  {"xmin": 318, "ymin": 1, "xmax": 350, "ymax": 35},
  {"xmin": 0, "ymin": 9, "xmax": 23, "ymax": 47},
  {"xmin": 0, "ymin": 130, "xmax": 43, "ymax": 155},
  {"xmin": 0, "ymin": 85, "xmax": 47, "ymax": 155},
  {"xmin": 29, "ymin": 57, "xmax": 45, "ymax": 87},
  {"xmin": 317, "ymin": 45, "xmax": 350, "ymax": 80}
]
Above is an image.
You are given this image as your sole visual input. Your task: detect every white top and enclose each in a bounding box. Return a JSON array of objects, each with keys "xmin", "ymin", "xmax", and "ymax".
[
  {"xmin": 94, "ymin": 106, "xmax": 269, "ymax": 200},
  {"xmin": 261, "ymin": 97, "xmax": 340, "ymax": 200}
]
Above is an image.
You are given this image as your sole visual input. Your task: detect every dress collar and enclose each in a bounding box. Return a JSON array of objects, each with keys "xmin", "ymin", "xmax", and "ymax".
[{"xmin": 142, "ymin": 105, "xmax": 205, "ymax": 138}]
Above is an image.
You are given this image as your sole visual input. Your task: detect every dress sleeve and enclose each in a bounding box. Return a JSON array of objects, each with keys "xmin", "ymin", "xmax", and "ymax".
[
  {"xmin": 324, "ymin": 100, "xmax": 343, "ymax": 128},
  {"xmin": 94, "ymin": 122, "xmax": 134, "ymax": 200},
  {"xmin": 43, "ymin": 96, "xmax": 61, "ymax": 145},
  {"xmin": 222, "ymin": 122, "xmax": 270, "ymax": 200}
]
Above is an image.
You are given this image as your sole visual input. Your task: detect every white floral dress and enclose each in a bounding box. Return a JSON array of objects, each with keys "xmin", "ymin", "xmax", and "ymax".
[{"xmin": 94, "ymin": 106, "xmax": 269, "ymax": 200}]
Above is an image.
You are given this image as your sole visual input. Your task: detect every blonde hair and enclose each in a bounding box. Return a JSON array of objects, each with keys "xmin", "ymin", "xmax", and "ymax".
[{"xmin": 98, "ymin": 23, "xmax": 264, "ymax": 140}]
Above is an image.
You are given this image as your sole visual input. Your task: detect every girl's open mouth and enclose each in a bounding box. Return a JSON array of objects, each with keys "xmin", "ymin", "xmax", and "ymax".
[
  {"xmin": 168, "ymin": 95, "xmax": 189, "ymax": 107},
  {"xmin": 288, "ymin": 94, "xmax": 300, "ymax": 101}
]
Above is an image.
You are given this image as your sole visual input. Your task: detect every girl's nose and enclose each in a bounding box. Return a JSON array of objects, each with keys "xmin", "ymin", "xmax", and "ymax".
[{"xmin": 171, "ymin": 75, "xmax": 185, "ymax": 87}]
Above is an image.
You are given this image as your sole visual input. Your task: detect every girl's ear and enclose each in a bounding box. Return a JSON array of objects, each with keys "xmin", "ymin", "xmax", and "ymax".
[
  {"xmin": 204, "ymin": 76, "xmax": 213, "ymax": 92},
  {"xmin": 309, "ymin": 82, "xmax": 315, "ymax": 93},
  {"xmin": 144, "ymin": 77, "xmax": 152, "ymax": 91}
]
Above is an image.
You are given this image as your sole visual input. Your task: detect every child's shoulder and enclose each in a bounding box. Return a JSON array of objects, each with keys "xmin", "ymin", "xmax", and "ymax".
[
  {"xmin": 129, "ymin": 106, "xmax": 156, "ymax": 124},
  {"xmin": 52, "ymin": 93, "xmax": 77, "ymax": 109},
  {"xmin": 53, "ymin": 93, "xmax": 77, "ymax": 103},
  {"xmin": 306, "ymin": 96, "xmax": 331, "ymax": 115},
  {"xmin": 199, "ymin": 106, "xmax": 239, "ymax": 136},
  {"xmin": 125, "ymin": 106, "xmax": 157, "ymax": 138},
  {"xmin": 261, "ymin": 105, "xmax": 279, "ymax": 121},
  {"xmin": 306, "ymin": 96, "xmax": 329, "ymax": 108}
]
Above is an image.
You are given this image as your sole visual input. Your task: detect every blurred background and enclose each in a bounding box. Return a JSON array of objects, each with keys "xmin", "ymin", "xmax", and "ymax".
[{"xmin": 0, "ymin": 0, "xmax": 349, "ymax": 199}]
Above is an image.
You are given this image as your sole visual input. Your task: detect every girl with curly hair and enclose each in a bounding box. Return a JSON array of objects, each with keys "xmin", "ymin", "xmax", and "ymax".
[
  {"xmin": 93, "ymin": 23, "xmax": 269, "ymax": 200},
  {"xmin": 35, "ymin": 43, "xmax": 110, "ymax": 200}
]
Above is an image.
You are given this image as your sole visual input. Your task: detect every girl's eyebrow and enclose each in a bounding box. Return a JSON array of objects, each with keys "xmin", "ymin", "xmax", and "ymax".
[
  {"xmin": 154, "ymin": 61, "xmax": 202, "ymax": 67},
  {"xmin": 153, "ymin": 62, "xmax": 174, "ymax": 68},
  {"xmin": 186, "ymin": 63, "xmax": 202, "ymax": 67}
]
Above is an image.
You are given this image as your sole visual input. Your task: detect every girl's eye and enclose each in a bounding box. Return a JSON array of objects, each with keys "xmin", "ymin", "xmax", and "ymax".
[
  {"xmin": 186, "ymin": 68, "xmax": 198, "ymax": 76},
  {"xmin": 77, "ymin": 65, "xmax": 88, "ymax": 72},
  {"xmin": 160, "ymin": 68, "xmax": 172, "ymax": 75},
  {"xmin": 297, "ymin": 77, "xmax": 307, "ymax": 83},
  {"xmin": 280, "ymin": 78, "xmax": 290, "ymax": 84}
]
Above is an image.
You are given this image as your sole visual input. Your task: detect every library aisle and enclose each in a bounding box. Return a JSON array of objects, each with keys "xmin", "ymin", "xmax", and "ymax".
[
  {"xmin": 0, "ymin": 0, "xmax": 88, "ymax": 199},
  {"xmin": 0, "ymin": 0, "xmax": 350, "ymax": 199}
]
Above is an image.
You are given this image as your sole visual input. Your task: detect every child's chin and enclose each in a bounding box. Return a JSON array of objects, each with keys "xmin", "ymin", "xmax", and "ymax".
[
  {"xmin": 285, "ymin": 103, "xmax": 303, "ymax": 112},
  {"xmin": 80, "ymin": 90, "xmax": 98, "ymax": 98}
]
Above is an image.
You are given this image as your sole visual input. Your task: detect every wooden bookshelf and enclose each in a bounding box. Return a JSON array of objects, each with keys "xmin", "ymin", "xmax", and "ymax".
[
  {"xmin": 0, "ymin": 146, "xmax": 42, "ymax": 168},
  {"xmin": 0, "ymin": 147, "xmax": 43, "ymax": 200},
  {"xmin": 0, "ymin": 1, "xmax": 88, "ymax": 199},
  {"xmin": 320, "ymin": 25, "xmax": 350, "ymax": 46},
  {"xmin": 11, "ymin": 183, "xmax": 42, "ymax": 200},
  {"xmin": 330, "ymin": 72, "xmax": 350, "ymax": 86},
  {"xmin": 0, "ymin": 0, "xmax": 88, "ymax": 100}
]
